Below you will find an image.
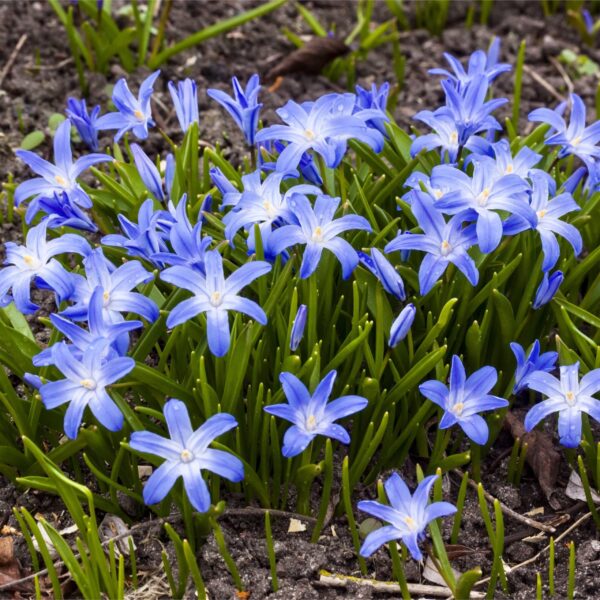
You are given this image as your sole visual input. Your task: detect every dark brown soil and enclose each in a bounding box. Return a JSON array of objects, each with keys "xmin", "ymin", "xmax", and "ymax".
[{"xmin": 0, "ymin": 1, "xmax": 599, "ymax": 598}]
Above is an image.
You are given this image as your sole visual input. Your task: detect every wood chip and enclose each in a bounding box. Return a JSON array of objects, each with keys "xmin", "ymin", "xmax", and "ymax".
[{"xmin": 287, "ymin": 518, "xmax": 306, "ymax": 533}]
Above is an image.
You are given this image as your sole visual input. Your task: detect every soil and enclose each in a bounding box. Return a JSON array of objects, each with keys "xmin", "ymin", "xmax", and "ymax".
[{"xmin": 0, "ymin": 1, "xmax": 599, "ymax": 598}]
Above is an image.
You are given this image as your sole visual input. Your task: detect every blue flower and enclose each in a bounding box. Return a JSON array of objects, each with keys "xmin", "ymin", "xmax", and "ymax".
[
  {"xmin": 270, "ymin": 194, "xmax": 372, "ymax": 279},
  {"xmin": 161, "ymin": 250, "xmax": 271, "ymax": 357},
  {"xmin": 102, "ymin": 198, "xmax": 172, "ymax": 266},
  {"xmin": 255, "ymin": 93, "xmax": 384, "ymax": 171},
  {"xmin": 503, "ymin": 172, "xmax": 582, "ymax": 272},
  {"xmin": 207, "ymin": 74, "xmax": 262, "ymax": 145},
  {"xmin": 529, "ymin": 94, "xmax": 600, "ymax": 167},
  {"xmin": 437, "ymin": 76, "xmax": 507, "ymax": 143},
  {"xmin": 27, "ymin": 191, "xmax": 98, "ymax": 232},
  {"xmin": 385, "ymin": 195, "xmax": 479, "ymax": 295},
  {"xmin": 66, "ymin": 98, "xmax": 101, "ymax": 151},
  {"xmin": 153, "ymin": 195, "xmax": 212, "ymax": 272},
  {"xmin": 583, "ymin": 9, "xmax": 595, "ymax": 34},
  {"xmin": 260, "ymin": 141, "xmax": 323, "ymax": 185},
  {"xmin": 264, "ymin": 370, "xmax": 368, "ymax": 457},
  {"xmin": 533, "ymin": 270, "xmax": 563, "ymax": 309},
  {"xmin": 210, "ymin": 167, "xmax": 243, "ymax": 209},
  {"xmin": 34, "ymin": 286, "xmax": 143, "ymax": 367},
  {"xmin": 62, "ymin": 248, "xmax": 159, "ymax": 323},
  {"xmin": 0, "ymin": 220, "xmax": 89, "ymax": 314},
  {"xmin": 38, "ymin": 338, "xmax": 134, "ymax": 439},
  {"xmin": 130, "ymin": 143, "xmax": 169, "ymax": 202},
  {"xmin": 358, "ymin": 473, "xmax": 456, "ymax": 560},
  {"xmin": 168, "ymin": 78, "xmax": 199, "ymax": 133},
  {"xmin": 411, "ymin": 112, "xmax": 462, "ymax": 162},
  {"xmin": 429, "ymin": 39, "xmax": 511, "ymax": 89},
  {"xmin": 223, "ymin": 171, "xmax": 320, "ymax": 258},
  {"xmin": 14, "ymin": 119, "xmax": 111, "ymax": 220},
  {"xmin": 96, "ymin": 70, "xmax": 161, "ymax": 141},
  {"xmin": 358, "ymin": 248, "xmax": 406, "ymax": 300},
  {"xmin": 430, "ymin": 160, "xmax": 534, "ymax": 253},
  {"xmin": 419, "ymin": 355, "xmax": 508, "ymax": 444},
  {"xmin": 524, "ymin": 363, "xmax": 600, "ymax": 448},
  {"xmin": 290, "ymin": 304, "xmax": 307, "ymax": 351},
  {"xmin": 390, "ymin": 304, "xmax": 416, "ymax": 347},
  {"xmin": 510, "ymin": 340, "xmax": 558, "ymax": 394},
  {"xmin": 130, "ymin": 399, "xmax": 243, "ymax": 512},
  {"xmin": 354, "ymin": 82, "xmax": 390, "ymax": 135},
  {"xmin": 466, "ymin": 139, "xmax": 542, "ymax": 180}
]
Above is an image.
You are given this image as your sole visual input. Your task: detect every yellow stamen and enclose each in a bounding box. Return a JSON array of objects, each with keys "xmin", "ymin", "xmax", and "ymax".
[
  {"xmin": 572, "ymin": 136, "xmax": 582, "ymax": 146},
  {"xmin": 450, "ymin": 131, "xmax": 458, "ymax": 144},
  {"xmin": 134, "ymin": 109, "xmax": 145, "ymax": 121},
  {"xmin": 312, "ymin": 226, "xmax": 324, "ymax": 243},
  {"xmin": 306, "ymin": 415, "xmax": 317, "ymax": 430},
  {"xmin": 80, "ymin": 378, "xmax": 97, "ymax": 390},
  {"xmin": 404, "ymin": 516, "xmax": 416, "ymax": 529},
  {"xmin": 565, "ymin": 390, "xmax": 576, "ymax": 405},
  {"xmin": 55, "ymin": 175, "xmax": 67, "ymax": 186},
  {"xmin": 453, "ymin": 402, "xmax": 465, "ymax": 416},
  {"xmin": 537, "ymin": 209, "xmax": 547, "ymax": 219},
  {"xmin": 477, "ymin": 188, "xmax": 491, "ymax": 206},
  {"xmin": 180, "ymin": 449, "xmax": 194, "ymax": 463},
  {"xmin": 304, "ymin": 129, "xmax": 316, "ymax": 140},
  {"xmin": 210, "ymin": 291, "xmax": 222, "ymax": 307},
  {"xmin": 440, "ymin": 240, "xmax": 451, "ymax": 256},
  {"xmin": 505, "ymin": 164, "xmax": 514, "ymax": 174}
]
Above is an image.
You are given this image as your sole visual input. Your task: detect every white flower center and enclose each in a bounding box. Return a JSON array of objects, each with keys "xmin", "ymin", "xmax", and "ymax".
[
  {"xmin": 477, "ymin": 188, "xmax": 491, "ymax": 206},
  {"xmin": 304, "ymin": 129, "xmax": 316, "ymax": 140},
  {"xmin": 210, "ymin": 291, "xmax": 222, "ymax": 307},
  {"xmin": 404, "ymin": 516, "xmax": 417, "ymax": 530},
  {"xmin": 23, "ymin": 254, "xmax": 41, "ymax": 270},
  {"xmin": 262, "ymin": 200, "xmax": 276, "ymax": 218},
  {"xmin": 440, "ymin": 240, "xmax": 452, "ymax": 256},
  {"xmin": 306, "ymin": 414, "xmax": 317, "ymax": 431},
  {"xmin": 103, "ymin": 290, "xmax": 111, "ymax": 306},
  {"xmin": 452, "ymin": 402, "xmax": 465, "ymax": 416},
  {"xmin": 433, "ymin": 188, "xmax": 444, "ymax": 200},
  {"xmin": 565, "ymin": 390, "xmax": 576, "ymax": 406},
  {"xmin": 450, "ymin": 131, "xmax": 458, "ymax": 144},
  {"xmin": 80, "ymin": 378, "xmax": 97, "ymax": 390},
  {"xmin": 572, "ymin": 136, "xmax": 582, "ymax": 146},
  {"xmin": 54, "ymin": 174, "xmax": 68, "ymax": 187},
  {"xmin": 505, "ymin": 164, "xmax": 514, "ymax": 174},
  {"xmin": 134, "ymin": 109, "xmax": 145, "ymax": 121},
  {"xmin": 180, "ymin": 449, "xmax": 194, "ymax": 463},
  {"xmin": 537, "ymin": 209, "xmax": 547, "ymax": 219},
  {"xmin": 312, "ymin": 226, "xmax": 324, "ymax": 243}
]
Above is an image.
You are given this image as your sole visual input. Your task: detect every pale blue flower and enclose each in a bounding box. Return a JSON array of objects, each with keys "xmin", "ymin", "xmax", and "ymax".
[{"xmin": 130, "ymin": 399, "xmax": 243, "ymax": 511}]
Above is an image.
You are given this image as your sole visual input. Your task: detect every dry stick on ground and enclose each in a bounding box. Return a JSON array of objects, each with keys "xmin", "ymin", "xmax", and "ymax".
[
  {"xmin": 474, "ymin": 511, "xmax": 592, "ymax": 589},
  {"xmin": 0, "ymin": 34, "xmax": 27, "ymax": 90},
  {"xmin": 317, "ymin": 571, "xmax": 486, "ymax": 598},
  {"xmin": 453, "ymin": 469, "xmax": 559, "ymax": 533},
  {"xmin": 0, "ymin": 505, "xmax": 316, "ymax": 592},
  {"xmin": 522, "ymin": 64, "xmax": 565, "ymax": 103},
  {"xmin": 550, "ymin": 56, "xmax": 575, "ymax": 96}
]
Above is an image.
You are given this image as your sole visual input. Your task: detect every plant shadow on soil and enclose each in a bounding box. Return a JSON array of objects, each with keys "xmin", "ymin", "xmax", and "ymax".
[{"xmin": 0, "ymin": 1, "xmax": 599, "ymax": 597}]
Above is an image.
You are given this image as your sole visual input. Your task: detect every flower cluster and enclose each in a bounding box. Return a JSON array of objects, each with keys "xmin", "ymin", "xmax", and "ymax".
[{"xmin": 5, "ymin": 39, "xmax": 599, "ymax": 546}]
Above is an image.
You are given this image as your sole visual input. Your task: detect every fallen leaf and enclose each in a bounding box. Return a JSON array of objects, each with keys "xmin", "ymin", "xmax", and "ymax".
[
  {"xmin": 565, "ymin": 470, "xmax": 600, "ymax": 504},
  {"xmin": 423, "ymin": 555, "xmax": 461, "ymax": 586},
  {"xmin": 287, "ymin": 518, "xmax": 306, "ymax": 533},
  {"xmin": 99, "ymin": 514, "xmax": 135, "ymax": 557},
  {"xmin": 264, "ymin": 37, "xmax": 350, "ymax": 83},
  {"xmin": 504, "ymin": 411, "xmax": 561, "ymax": 509}
]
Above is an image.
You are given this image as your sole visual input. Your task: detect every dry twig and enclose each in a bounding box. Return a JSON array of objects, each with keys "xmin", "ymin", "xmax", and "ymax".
[
  {"xmin": 317, "ymin": 570, "xmax": 486, "ymax": 598},
  {"xmin": 0, "ymin": 34, "xmax": 28, "ymax": 90}
]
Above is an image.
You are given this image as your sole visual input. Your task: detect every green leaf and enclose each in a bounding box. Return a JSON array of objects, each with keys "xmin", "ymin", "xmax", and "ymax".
[{"xmin": 20, "ymin": 131, "xmax": 45, "ymax": 150}]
